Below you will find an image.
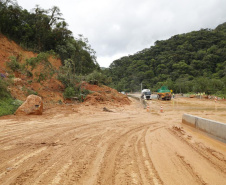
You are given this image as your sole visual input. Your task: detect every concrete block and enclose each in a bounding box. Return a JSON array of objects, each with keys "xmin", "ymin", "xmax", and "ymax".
[
  {"xmin": 182, "ymin": 114, "xmax": 226, "ymax": 142},
  {"xmin": 182, "ymin": 114, "xmax": 196, "ymax": 127},
  {"xmin": 196, "ymin": 118, "xmax": 226, "ymax": 141}
]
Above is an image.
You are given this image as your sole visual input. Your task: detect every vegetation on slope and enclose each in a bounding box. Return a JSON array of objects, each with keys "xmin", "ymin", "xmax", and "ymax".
[
  {"xmin": 0, "ymin": 0, "xmax": 107, "ymax": 82},
  {"xmin": 0, "ymin": 78, "xmax": 23, "ymax": 116},
  {"xmin": 105, "ymin": 23, "xmax": 226, "ymax": 96},
  {"xmin": 0, "ymin": 0, "xmax": 111, "ymax": 116}
]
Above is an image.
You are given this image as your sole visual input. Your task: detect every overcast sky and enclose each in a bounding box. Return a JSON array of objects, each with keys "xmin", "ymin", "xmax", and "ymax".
[{"xmin": 16, "ymin": 0, "xmax": 226, "ymax": 67}]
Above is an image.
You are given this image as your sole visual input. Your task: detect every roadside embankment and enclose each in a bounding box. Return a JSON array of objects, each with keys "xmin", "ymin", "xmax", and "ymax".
[{"xmin": 182, "ymin": 113, "xmax": 226, "ymax": 142}]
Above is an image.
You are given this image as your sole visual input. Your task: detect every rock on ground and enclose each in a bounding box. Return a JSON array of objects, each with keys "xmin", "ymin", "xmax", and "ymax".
[{"xmin": 15, "ymin": 95, "xmax": 43, "ymax": 115}]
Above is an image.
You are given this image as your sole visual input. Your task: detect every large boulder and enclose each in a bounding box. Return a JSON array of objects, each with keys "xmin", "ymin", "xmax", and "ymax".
[{"xmin": 15, "ymin": 95, "xmax": 43, "ymax": 115}]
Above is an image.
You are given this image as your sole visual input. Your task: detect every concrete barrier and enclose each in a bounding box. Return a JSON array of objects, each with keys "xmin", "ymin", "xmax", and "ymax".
[
  {"xmin": 182, "ymin": 114, "xmax": 196, "ymax": 127},
  {"xmin": 182, "ymin": 114, "xmax": 226, "ymax": 142}
]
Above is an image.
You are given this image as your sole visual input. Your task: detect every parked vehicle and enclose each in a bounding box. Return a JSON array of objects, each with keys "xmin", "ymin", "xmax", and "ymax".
[
  {"xmin": 141, "ymin": 89, "xmax": 151, "ymax": 100},
  {"xmin": 157, "ymin": 86, "xmax": 171, "ymax": 100}
]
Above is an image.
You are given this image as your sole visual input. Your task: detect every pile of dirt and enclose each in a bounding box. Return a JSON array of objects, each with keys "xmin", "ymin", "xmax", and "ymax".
[{"xmin": 81, "ymin": 83, "xmax": 131, "ymax": 106}]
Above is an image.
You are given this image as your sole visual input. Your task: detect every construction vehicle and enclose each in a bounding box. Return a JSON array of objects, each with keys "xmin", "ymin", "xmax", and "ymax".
[
  {"xmin": 141, "ymin": 89, "xmax": 151, "ymax": 100},
  {"xmin": 157, "ymin": 86, "xmax": 171, "ymax": 100}
]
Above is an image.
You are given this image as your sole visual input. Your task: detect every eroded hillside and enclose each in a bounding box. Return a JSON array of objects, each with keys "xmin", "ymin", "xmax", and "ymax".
[
  {"xmin": 0, "ymin": 34, "xmax": 130, "ymax": 110},
  {"xmin": 0, "ymin": 34, "xmax": 65, "ymax": 106}
]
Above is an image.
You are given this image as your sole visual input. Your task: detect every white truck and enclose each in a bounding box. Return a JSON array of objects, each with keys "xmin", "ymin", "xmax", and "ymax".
[{"xmin": 141, "ymin": 89, "xmax": 151, "ymax": 100}]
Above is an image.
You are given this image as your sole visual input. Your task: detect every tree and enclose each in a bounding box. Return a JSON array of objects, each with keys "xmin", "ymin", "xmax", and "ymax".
[{"xmin": 105, "ymin": 22, "xmax": 226, "ymax": 95}]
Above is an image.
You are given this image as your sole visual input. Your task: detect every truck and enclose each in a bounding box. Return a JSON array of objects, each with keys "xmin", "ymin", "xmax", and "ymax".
[
  {"xmin": 157, "ymin": 86, "xmax": 171, "ymax": 100},
  {"xmin": 141, "ymin": 89, "xmax": 152, "ymax": 100}
]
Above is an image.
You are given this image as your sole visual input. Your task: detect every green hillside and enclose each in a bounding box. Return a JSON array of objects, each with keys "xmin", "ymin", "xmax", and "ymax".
[{"xmin": 105, "ymin": 23, "xmax": 226, "ymax": 96}]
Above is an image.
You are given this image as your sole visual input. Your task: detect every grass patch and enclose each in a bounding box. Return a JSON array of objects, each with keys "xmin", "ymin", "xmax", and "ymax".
[{"xmin": 0, "ymin": 98, "xmax": 23, "ymax": 117}]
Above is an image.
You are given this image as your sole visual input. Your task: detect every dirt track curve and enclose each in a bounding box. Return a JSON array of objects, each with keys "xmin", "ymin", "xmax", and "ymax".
[{"xmin": 0, "ymin": 97, "xmax": 226, "ymax": 185}]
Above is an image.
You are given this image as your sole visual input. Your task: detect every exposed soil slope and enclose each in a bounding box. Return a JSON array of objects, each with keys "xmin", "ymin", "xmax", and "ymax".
[
  {"xmin": 0, "ymin": 34, "xmax": 130, "ymax": 109},
  {"xmin": 82, "ymin": 83, "xmax": 131, "ymax": 106},
  {"xmin": 0, "ymin": 34, "xmax": 64, "ymax": 105},
  {"xmin": 0, "ymin": 34, "xmax": 36, "ymax": 73}
]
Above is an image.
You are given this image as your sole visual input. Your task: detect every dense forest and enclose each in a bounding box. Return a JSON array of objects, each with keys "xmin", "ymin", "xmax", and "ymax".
[{"xmin": 105, "ymin": 22, "xmax": 226, "ymax": 96}]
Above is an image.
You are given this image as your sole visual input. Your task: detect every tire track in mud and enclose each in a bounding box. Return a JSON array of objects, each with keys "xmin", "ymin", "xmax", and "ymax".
[
  {"xmin": 95, "ymin": 123, "xmax": 163, "ymax": 185},
  {"xmin": 0, "ymin": 124, "xmax": 89, "ymax": 170},
  {"xmin": 0, "ymin": 147, "xmax": 48, "ymax": 184},
  {"xmin": 58, "ymin": 118, "xmax": 133, "ymax": 184},
  {"xmin": 0, "ymin": 147, "xmax": 50, "ymax": 185},
  {"xmin": 0, "ymin": 116, "xmax": 135, "ymax": 185},
  {"xmin": 1, "ymin": 128, "xmax": 102, "ymax": 185},
  {"xmin": 1, "ymin": 102, "xmax": 226, "ymax": 185},
  {"xmin": 0, "ymin": 120, "xmax": 109, "ymax": 184},
  {"xmin": 96, "ymin": 124, "xmax": 150, "ymax": 184},
  {"xmin": 144, "ymin": 126, "xmax": 226, "ymax": 184},
  {"xmin": 114, "ymin": 134, "xmax": 142, "ymax": 185},
  {"xmin": 0, "ymin": 118, "xmax": 164, "ymax": 185},
  {"xmin": 0, "ymin": 117, "xmax": 118, "ymax": 157},
  {"xmin": 58, "ymin": 132, "xmax": 115, "ymax": 185},
  {"xmin": 175, "ymin": 153, "xmax": 206, "ymax": 184},
  {"xmin": 136, "ymin": 127, "xmax": 163, "ymax": 185},
  {"xmin": 168, "ymin": 127, "xmax": 226, "ymax": 173},
  {"xmin": 0, "ymin": 122, "xmax": 87, "ymax": 145},
  {"xmin": 0, "ymin": 116, "xmax": 132, "ymax": 145}
]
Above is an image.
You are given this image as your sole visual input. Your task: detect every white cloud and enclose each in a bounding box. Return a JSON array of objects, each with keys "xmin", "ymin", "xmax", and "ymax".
[
  {"xmin": 97, "ymin": 52, "xmax": 128, "ymax": 68},
  {"xmin": 16, "ymin": 0, "xmax": 226, "ymax": 67}
]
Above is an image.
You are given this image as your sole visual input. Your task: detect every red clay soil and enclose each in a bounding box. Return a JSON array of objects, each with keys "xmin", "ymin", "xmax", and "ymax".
[
  {"xmin": 81, "ymin": 82, "xmax": 131, "ymax": 106},
  {"xmin": 0, "ymin": 34, "xmax": 64, "ymax": 106},
  {"xmin": 0, "ymin": 34, "xmax": 130, "ymax": 108},
  {"xmin": 0, "ymin": 34, "xmax": 36, "ymax": 73}
]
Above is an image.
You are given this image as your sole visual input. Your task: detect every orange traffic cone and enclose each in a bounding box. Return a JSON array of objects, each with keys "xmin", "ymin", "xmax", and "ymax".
[
  {"xmin": 147, "ymin": 105, "xmax": 150, "ymax": 112},
  {"xmin": 160, "ymin": 106, "xmax": 163, "ymax": 113}
]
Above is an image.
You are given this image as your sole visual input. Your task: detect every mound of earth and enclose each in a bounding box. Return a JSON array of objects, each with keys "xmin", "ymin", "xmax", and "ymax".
[{"xmin": 81, "ymin": 83, "xmax": 131, "ymax": 106}]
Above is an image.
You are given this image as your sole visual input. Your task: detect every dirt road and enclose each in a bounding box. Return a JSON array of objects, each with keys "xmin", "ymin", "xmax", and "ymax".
[{"xmin": 0, "ymin": 97, "xmax": 226, "ymax": 185}]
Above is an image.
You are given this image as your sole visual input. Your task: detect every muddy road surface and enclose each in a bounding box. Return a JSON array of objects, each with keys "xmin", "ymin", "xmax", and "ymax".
[{"xmin": 0, "ymin": 97, "xmax": 226, "ymax": 185}]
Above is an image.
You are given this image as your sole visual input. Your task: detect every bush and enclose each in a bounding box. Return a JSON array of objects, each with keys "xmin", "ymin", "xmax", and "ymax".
[
  {"xmin": 0, "ymin": 77, "xmax": 22, "ymax": 116},
  {"xmin": 63, "ymin": 86, "xmax": 76, "ymax": 99},
  {"xmin": 26, "ymin": 89, "xmax": 38, "ymax": 96},
  {"xmin": 57, "ymin": 59, "xmax": 80, "ymax": 88},
  {"xmin": 26, "ymin": 52, "xmax": 56, "ymax": 82},
  {"xmin": 86, "ymin": 70, "xmax": 112, "ymax": 85},
  {"xmin": 0, "ymin": 78, "xmax": 10, "ymax": 98},
  {"xmin": 0, "ymin": 98, "xmax": 23, "ymax": 117},
  {"xmin": 21, "ymin": 86, "xmax": 38, "ymax": 96},
  {"xmin": 79, "ymin": 89, "xmax": 91, "ymax": 102},
  {"xmin": 63, "ymin": 86, "xmax": 91, "ymax": 102},
  {"xmin": 6, "ymin": 56, "xmax": 21, "ymax": 72}
]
